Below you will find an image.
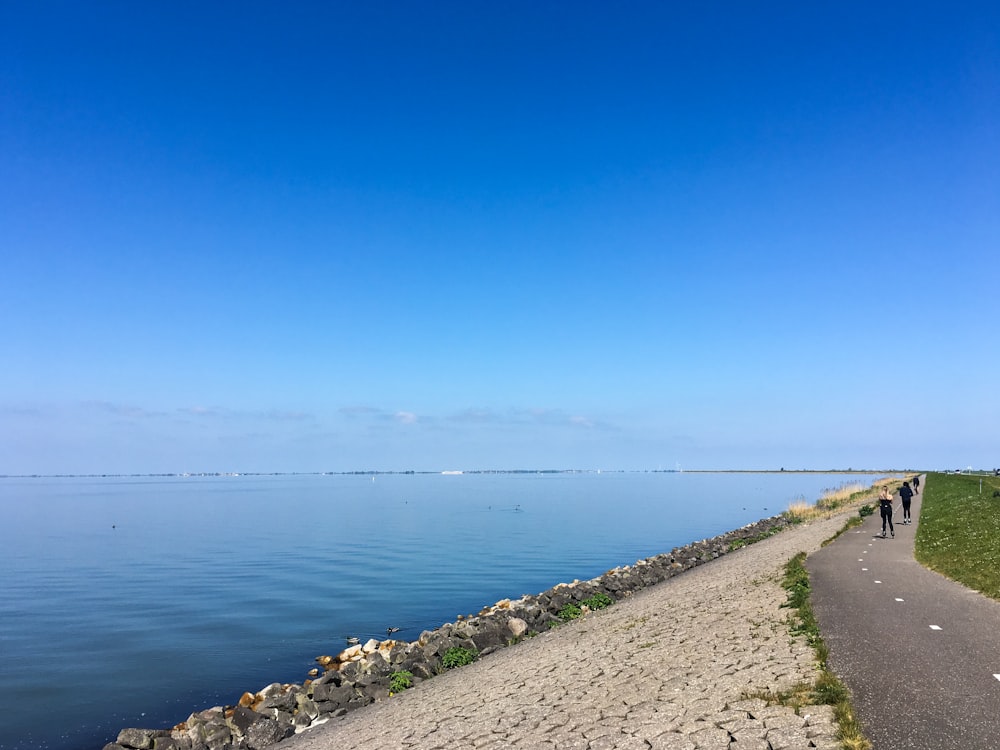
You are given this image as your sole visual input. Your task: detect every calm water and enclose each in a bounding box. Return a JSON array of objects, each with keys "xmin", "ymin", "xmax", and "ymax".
[{"xmin": 0, "ymin": 471, "xmax": 873, "ymax": 750}]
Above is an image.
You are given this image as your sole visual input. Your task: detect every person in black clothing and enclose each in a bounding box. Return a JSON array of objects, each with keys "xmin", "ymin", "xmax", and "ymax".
[
  {"xmin": 912, "ymin": 475, "xmax": 920, "ymax": 494},
  {"xmin": 899, "ymin": 481, "xmax": 914, "ymax": 525},
  {"xmin": 878, "ymin": 486, "xmax": 895, "ymax": 538}
]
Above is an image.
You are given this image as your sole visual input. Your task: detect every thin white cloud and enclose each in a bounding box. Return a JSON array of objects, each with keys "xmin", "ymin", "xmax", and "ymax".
[
  {"xmin": 85, "ymin": 401, "xmax": 165, "ymax": 419},
  {"xmin": 446, "ymin": 406, "xmax": 605, "ymax": 430},
  {"xmin": 339, "ymin": 406, "xmax": 381, "ymax": 418},
  {"xmin": 176, "ymin": 406, "xmax": 312, "ymax": 422}
]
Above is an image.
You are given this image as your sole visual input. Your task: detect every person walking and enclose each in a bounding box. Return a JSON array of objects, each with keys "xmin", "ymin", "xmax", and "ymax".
[
  {"xmin": 912, "ymin": 475, "xmax": 920, "ymax": 494},
  {"xmin": 899, "ymin": 481, "xmax": 914, "ymax": 525},
  {"xmin": 878, "ymin": 486, "xmax": 895, "ymax": 538}
]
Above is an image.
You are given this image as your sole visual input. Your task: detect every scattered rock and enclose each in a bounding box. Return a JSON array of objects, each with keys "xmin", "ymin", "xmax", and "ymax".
[{"xmin": 106, "ymin": 514, "xmax": 792, "ymax": 748}]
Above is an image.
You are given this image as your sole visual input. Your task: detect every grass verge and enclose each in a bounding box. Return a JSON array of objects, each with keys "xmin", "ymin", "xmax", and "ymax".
[
  {"xmin": 915, "ymin": 473, "xmax": 1000, "ymax": 601},
  {"xmin": 755, "ymin": 552, "xmax": 871, "ymax": 750}
]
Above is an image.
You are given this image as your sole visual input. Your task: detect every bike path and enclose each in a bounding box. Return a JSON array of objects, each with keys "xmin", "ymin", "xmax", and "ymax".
[{"xmin": 806, "ymin": 476, "xmax": 1000, "ymax": 749}]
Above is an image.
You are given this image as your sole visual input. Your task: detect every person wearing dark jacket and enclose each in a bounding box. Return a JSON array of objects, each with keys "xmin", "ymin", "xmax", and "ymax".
[
  {"xmin": 878, "ymin": 486, "xmax": 895, "ymax": 538},
  {"xmin": 900, "ymin": 481, "xmax": 914, "ymax": 524}
]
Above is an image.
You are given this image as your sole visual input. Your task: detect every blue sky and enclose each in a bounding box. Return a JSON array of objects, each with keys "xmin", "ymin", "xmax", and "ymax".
[{"xmin": 2, "ymin": 2, "xmax": 998, "ymax": 474}]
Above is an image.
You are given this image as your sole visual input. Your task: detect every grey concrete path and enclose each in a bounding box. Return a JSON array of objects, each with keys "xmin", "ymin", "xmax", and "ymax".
[
  {"xmin": 282, "ymin": 512, "xmax": 855, "ymax": 750},
  {"xmin": 807, "ymin": 476, "xmax": 1000, "ymax": 749}
]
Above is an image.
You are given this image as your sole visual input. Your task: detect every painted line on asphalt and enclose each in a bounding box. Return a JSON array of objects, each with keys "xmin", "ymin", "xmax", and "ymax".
[
  {"xmin": 874, "ymin": 580, "xmax": 882, "ymax": 584},
  {"xmin": 994, "ymin": 674, "xmax": 1000, "ymax": 682},
  {"xmin": 930, "ymin": 625, "xmax": 942, "ymax": 630},
  {"xmin": 861, "ymin": 568, "xmax": 868, "ymax": 571},
  {"xmin": 895, "ymin": 598, "xmax": 904, "ymax": 602}
]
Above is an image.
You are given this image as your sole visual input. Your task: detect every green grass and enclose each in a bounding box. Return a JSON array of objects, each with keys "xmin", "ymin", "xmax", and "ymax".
[
  {"xmin": 774, "ymin": 552, "xmax": 870, "ymax": 750},
  {"xmin": 558, "ymin": 593, "xmax": 615, "ymax": 621},
  {"xmin": 915, "ymin": 473, "xmax": 1000, "ymax": 601},
  {"xmin": 441, "ymin": 646, "xmax": 478, "ymax": 669},
  {"xmin": 558, "ymin": 603, "xmax": 583, "ymax": 621},
  {"xmin": 389, "ymin": 670, "xmax": 413, "ymax": 693}
]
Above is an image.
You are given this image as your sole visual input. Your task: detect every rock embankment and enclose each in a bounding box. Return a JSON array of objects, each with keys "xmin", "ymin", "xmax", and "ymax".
[{"xmin": 104, "ymin": 514, "xmax": 794, "ymax": 750}]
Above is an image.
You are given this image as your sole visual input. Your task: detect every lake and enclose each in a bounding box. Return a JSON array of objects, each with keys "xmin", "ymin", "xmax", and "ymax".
[{"xmin": 0, "ymin": 471, "xmax": 875, "ymax": 749}]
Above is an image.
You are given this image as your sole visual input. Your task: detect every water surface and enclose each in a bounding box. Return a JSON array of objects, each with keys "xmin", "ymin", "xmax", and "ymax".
[{"xmin": 0, "ymin": 471, "xmax": 873, "ymax": 749}]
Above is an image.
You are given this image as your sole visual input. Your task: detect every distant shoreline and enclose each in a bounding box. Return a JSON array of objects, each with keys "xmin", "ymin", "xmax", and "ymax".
[{"xmin": 0, "ymin": 468, "xmax": 910, "ymax": 479}]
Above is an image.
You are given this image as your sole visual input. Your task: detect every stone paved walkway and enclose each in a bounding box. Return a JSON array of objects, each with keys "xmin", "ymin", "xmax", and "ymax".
[{"xmin": 282, "ymin": 511, "xmax": 854, "ymax": 750}]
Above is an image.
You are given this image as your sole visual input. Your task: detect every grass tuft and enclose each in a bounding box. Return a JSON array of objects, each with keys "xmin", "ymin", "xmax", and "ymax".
[{"xmin": 771, "ymin": 552, "xmax": 871, "ymax": 749}]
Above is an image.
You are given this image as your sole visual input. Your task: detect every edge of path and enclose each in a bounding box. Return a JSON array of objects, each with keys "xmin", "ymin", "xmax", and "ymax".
[{"xmin": 807, "ymin": 475, "xmax": 1000, "ymax": 750}]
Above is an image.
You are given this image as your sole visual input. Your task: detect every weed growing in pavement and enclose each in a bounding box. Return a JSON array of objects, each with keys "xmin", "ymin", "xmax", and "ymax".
[
  {"xmin": 441, "ymin": 646, "xmax": 478, "ymax": 669},
  {"xmin": 623, "ymin": 615, "xmax": 649, "ymax": 631},
  {"xmin": 771, "ymin": 552, "xmax": 870, "ymax": 749}
]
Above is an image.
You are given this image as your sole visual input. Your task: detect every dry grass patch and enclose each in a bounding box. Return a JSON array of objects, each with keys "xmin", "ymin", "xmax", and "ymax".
[
  {"xmin": 789, "ymin": 477, "xmax": 905, "ymax": 522},
  {"xmin": 815, "ymin": 483, "xmax": 868, "ymax": 510},
  {"xmin": 785, "ymin": 500, "xmax": 825, "ymax": 522}
]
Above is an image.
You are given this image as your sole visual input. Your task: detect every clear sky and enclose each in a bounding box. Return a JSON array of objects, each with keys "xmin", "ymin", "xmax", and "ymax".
[{"xmin": 2, "ymin": 2, "xmax": 997, "ymax": 474}]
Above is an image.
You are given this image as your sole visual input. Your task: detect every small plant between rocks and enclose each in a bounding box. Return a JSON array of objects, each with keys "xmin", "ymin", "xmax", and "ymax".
[
  {"xmin": 728, "ymin": 525, "xmax": 783, "ymax": 551},
  {"xmin": 388, "ymin": 670, "xmax": 413, "ymax": 694},
  {"xmin": 582, "ymin": 592, "xmax": 613, "ymax": 609},
  {"xmin": 557, "ymin": 592, "xmax": 615, "ymax": 621},
  {"xmin": 441, "ymin": 646, "xmax": 478, "ymax": 669},
  {"xmin": 558, "ymin": 603, "xmax": 583, "ymax": 621}
]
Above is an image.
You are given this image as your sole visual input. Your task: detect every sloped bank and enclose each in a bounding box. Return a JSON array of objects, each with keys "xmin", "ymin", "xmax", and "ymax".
[{"xmin": 103, "ymin": 513, "xmax": 793, "ymax": 750}]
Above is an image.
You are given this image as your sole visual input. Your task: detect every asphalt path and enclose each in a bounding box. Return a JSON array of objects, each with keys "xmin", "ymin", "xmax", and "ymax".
[{"xmin": 807, "ymin": 476, "xmax": 1000, "ymax": 749}]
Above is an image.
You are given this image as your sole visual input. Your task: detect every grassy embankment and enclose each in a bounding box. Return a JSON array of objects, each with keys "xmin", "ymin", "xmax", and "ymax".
[{"xmin": 914, "ymin": 472, "xmax": 1000, "ymax": 601}]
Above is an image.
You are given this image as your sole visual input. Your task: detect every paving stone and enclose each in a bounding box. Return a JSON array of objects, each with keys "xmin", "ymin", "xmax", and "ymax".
[{"xmin": 278, "ymin": 513, "xmax": 851, "ymax": 750}]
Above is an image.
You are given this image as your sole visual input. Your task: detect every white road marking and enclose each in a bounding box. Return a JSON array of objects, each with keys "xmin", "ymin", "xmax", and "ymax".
[
  {"xmin": 994, "ymin": 674, "xmax": 1000, "ymax": 682},
  {"xmin": 858, "ymin": 558, "xmax": 864, "ymax": 562},
  {"xmin": 874, "ymin": 580, "xmax": 882, "ymax": 584},
  {"xmin": 930, "ymin": 625, "xmax": 942, "ymax": 630},
  {"xmin": 862, "ymin": 568, "xmax": 868, "ymax": 571},
  {"xmin": 895, "ymin": 598, "xmax": 904, "ymax": 602}
]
